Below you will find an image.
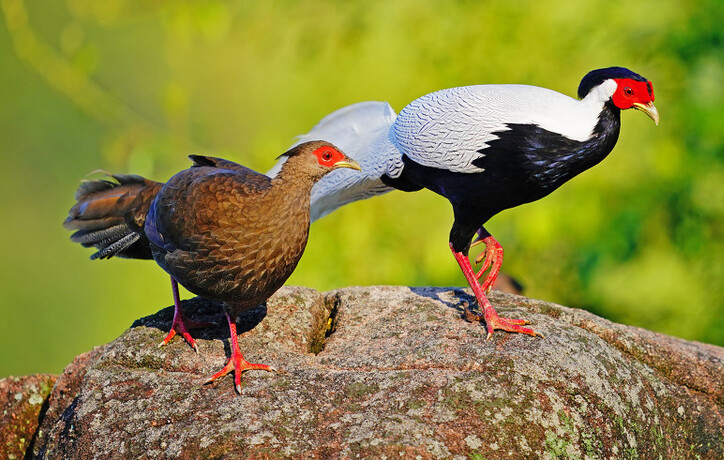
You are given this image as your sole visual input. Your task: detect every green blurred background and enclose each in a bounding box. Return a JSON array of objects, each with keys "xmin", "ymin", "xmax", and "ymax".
[{"xmin": 1, "ymin": 0, "xmax": 723, "ymax": 377}]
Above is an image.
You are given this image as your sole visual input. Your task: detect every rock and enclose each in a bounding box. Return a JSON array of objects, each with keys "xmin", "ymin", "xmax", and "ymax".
[
  {"xmin": 11, "ymin": 286, "xmax": 724, "ymax": 459},
  {"xmin": 0, "ymin": 373, "xmax": 56, "ymax": 460}
]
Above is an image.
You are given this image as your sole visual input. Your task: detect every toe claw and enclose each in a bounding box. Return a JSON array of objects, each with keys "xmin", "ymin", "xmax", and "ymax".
[
  {"xmin": 473, "ymin": 252, "xmax": 485, "ymax": 265},
  {"xmin": 461, "ymin": 301, "xmax": 482, "ymax": 322},
  {"xmin": 159, "ymin": 329, "xmax": 176, "ymax": 348}
]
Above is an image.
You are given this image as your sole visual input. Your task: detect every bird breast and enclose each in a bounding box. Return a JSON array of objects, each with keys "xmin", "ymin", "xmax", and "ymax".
[{"xmin": 152, "ymin": 177, "xmax": 312, "ymax": 310}]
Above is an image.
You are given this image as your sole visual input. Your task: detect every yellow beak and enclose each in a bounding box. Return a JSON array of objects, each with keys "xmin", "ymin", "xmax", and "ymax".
[
  {"xmin": 334, "ymin": 159, "xmax": 362, "ymax": 171},
  {"xmin": 632, "ymin": 102, "xmax": 660, "ymax": 126}
]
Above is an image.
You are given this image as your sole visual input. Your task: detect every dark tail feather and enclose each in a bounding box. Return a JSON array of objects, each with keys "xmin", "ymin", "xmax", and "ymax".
[
  {"xmin": 64, "ymin": 173, "xmax": 163, "ymax": 260},
  {"xmin": 90, "ymin": 233, "xmax": 142, "ymax": 260}
]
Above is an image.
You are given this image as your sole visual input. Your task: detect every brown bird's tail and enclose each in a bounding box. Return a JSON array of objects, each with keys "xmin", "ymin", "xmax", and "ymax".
[{"xmin": 63, "ymin": 174, "xmax": 163, "ymax": 260}]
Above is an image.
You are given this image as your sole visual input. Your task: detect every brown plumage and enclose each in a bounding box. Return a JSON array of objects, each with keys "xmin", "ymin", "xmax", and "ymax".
[{"xmin": 64, "ymin": 141, "xmax": 361, "ymax": 393}]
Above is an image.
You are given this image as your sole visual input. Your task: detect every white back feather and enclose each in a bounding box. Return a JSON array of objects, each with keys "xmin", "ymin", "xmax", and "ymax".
[{"xmin": 392, "ymin": 82, "xmax": 613, "ymax": 174}]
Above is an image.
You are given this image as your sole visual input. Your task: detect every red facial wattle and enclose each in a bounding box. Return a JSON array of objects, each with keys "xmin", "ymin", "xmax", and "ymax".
[
  {"xmin": 612, "ymin": 78, "xmax": 659, "ymax": 125},
  {"xmin": 313, "ymin": 146, "xmax": 345, "ymax": 167},
  {"xmin": 312, "ymin": 145, "xmax": 361, "ymax": 171},
  {"xmin": 611, "ymin": 78, "xmax": 655, "ymax": 109}
]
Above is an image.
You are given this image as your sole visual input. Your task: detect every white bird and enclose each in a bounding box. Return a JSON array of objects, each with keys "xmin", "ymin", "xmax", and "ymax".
[{"xmin": 270, "ymin": 67, "xmax": 659, "ymax": 340}]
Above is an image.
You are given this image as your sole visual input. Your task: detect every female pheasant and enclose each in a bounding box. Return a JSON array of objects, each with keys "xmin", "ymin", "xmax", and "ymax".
[{"xmin": 65, "ymin": 141, "xmax": 360, "ymax": 393}]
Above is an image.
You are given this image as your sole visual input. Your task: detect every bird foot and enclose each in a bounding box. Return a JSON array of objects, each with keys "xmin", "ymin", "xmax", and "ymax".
[
  {"xmin": 204, "ymin": 353, "xmax": 275, "ymax": 394},
  {"xmin": 461, "ymin": 301, "xmax": 544, "ymax": 340},
  {"xmin": 452, "ymin": 244, "xmax": 541, "ymax": 340},
  {"xmin": 159, "ymin": 314, "xmax": 215, "ymax": 353}
]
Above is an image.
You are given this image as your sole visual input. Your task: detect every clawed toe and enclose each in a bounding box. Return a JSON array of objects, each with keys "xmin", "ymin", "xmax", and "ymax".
[
  {"xmin": 483, "ymin": 317, "xmax": 539, "ymax": 340},
  {"xmin": 459, "ymin": 300, "xmax": 541, "ymax": 339},
  {"xmin": 461, "ymin": 301, "xmax": 482, "ymax": 322},
  {"xmin": 161, "ymin": 277, "xmax": 214, "ymax": 352},
  {"xmin": 159, "ymin": 327, "xmax": 199, "ymax": 353},
  {"xmin": 203, "ymin": 312, "xmax": 276, "ymax": 394},
  {"xmin": 204, "ymin": 357, "xmax": 275, "ymax": 394}
]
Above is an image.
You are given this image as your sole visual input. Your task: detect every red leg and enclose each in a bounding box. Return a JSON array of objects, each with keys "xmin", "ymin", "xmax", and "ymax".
[
  {"xmin": 451, "ymin": 243, "xmax": 542, "ymax": 340},
  {"xmin": 471, "ymin": 235, "xmax": 504, "ymax": 293},
  {"xmin": 159, "ymin": 277, "xmax": 215, "ymax": 353},
  {"xmin": 204, "ymin": 312, "xmax": 275, "ymax": 394}
]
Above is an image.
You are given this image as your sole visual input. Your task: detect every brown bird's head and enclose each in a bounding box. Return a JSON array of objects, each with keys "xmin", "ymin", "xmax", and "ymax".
[{"xmin": 276, "ymin": 140, "xmax": 361, "ymax": 183}]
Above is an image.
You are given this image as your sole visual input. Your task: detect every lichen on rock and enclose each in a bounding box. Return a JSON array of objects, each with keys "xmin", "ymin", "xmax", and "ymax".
[
  {"xmin": 0, "ymin": 374, "xmax": 57, "ymax": 460},
  {"xmin": 4, "ymin": 286, "xmax": 722, "ymax": 459}
]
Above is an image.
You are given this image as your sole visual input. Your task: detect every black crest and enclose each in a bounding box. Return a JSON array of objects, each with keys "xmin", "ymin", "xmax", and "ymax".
[{"xmin": 577, "ymin": 67, "xmax": 648, "ymax": 99}]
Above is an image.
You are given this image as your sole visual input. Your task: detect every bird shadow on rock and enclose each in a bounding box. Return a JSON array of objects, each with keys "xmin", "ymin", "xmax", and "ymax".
[
  {"xmin": 408, "ymin": 286, "xmax": 476, "ymax": 319},
  {"xmin": 130, "ymin": 296, "xmax": 268, "ymax": 347}
]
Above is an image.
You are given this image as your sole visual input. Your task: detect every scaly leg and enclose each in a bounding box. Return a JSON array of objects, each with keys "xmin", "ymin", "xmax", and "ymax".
[
  {"xmin": 470, "ymin": 232, "xmax": 504, "ymax": 293},
  {"xmin": 204, "ymin": 312, "xmax": 275, "ymax": 394},
  {"xmin": 159, "ymin": 277, "xmax": 215, "ymax": 353},
  {"xmin": 451, "ymin": 243, "xmax": 542, "ymax": 340}
]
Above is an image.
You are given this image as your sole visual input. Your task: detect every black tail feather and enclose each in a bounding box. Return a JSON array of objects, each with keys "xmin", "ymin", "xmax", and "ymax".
[
  {"xmin": 69, "ymin": 224, "xmax": 129, "ymax": 246},
  {"xmin": 90, "ymin": 232, "xmax": 142, "ymax": 260}
]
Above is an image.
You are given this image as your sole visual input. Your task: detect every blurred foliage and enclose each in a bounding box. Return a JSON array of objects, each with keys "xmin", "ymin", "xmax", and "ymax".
[{"xmin": 0, "ymin": 0, "xmax": 722, "ymax": 376}]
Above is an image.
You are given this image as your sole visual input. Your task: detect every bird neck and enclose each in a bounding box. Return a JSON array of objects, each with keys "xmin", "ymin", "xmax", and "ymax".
[
  {"xmin": 562, "ymin": 102, "xmax": 621, "ymax": 173},
  {"xmin": 271, "ymin": 170, "xmax": 318, "ymax": 192},
  {"xmin": 520, "ymin": 102, "xmax": 621, "ymax": 195},
  {"xmin": 273, "ymin": 158, "xmax": 326, "ymax": 188},
  {"xmin": 267, "ymin": 172, "xmax": 316, "ymax": 219}
]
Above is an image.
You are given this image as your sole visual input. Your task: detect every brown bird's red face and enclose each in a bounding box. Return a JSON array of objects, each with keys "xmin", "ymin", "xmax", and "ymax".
[
  {"xmin": 611, "ymin": 78, "xmax": 659, "ymax": 125},
  {"xmin": 312, "ymin": 145, "xmax": 350, "ymax": 168},
  {"xmin": 277, "ymin": 141, "xmax": 361, "ymax": 180}
]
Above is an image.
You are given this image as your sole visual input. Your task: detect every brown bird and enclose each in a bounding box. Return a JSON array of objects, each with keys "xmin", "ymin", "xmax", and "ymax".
[{"xmin": 64, "ymin": 141, "xmax": 361, "ymax": 393}]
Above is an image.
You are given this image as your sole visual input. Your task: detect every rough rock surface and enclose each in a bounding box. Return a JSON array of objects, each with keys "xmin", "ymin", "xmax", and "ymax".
[
  {"xmin": 0, "ymin": 374, "xmax": 57, "ymax": 460},
  {"xmin": 9, "ymin": 286, "xmax": 724, "ymax": 459}
]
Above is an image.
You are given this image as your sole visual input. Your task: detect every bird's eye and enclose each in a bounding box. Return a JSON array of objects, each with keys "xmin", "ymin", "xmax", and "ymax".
[
  {"xmin": 323, "ymin": 151, "xmax": 332, "ymax": 160},
  {"xmin": 624, "ymin": 87, "xmax": 634, "ymax": 96}
]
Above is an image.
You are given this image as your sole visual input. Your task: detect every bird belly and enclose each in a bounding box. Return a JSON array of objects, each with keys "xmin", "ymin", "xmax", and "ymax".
[{"xmin": 152, "ymin": 224, "xmax": 309, "ymax": 312}]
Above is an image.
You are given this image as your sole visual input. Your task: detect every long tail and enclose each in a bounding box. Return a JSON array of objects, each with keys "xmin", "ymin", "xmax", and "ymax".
[
  {"xmin": 267, "ymin": 101, "xmax": 403, "ymax": 222},
  {"xmin": 63, "ymin": 174, "xmax": 163, "ymax": 260}
]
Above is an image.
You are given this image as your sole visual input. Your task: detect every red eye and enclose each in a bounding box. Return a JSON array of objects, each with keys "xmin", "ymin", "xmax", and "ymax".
[
  {"xmin": 624, "ymin": 87, "xmax": 634, "ymax": 96},
  {"xmin": 323, "ymin": 151, "xmax": 332, "ymax": 161}
]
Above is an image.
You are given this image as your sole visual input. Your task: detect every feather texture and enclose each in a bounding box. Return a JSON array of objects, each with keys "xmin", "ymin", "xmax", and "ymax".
[{"xmin": 392, "ymin": 83, "xmax": 614, "ymax": 174}]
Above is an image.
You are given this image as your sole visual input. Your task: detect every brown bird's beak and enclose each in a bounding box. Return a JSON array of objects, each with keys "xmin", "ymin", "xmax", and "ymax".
[
  {"xmin": 632, "ymin": 102, "xmax": 659, "ymax": 126},
  {"xmin": 334, "ymin": 158, "xmax": 362, "ymax": 171}
]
